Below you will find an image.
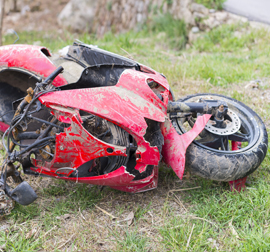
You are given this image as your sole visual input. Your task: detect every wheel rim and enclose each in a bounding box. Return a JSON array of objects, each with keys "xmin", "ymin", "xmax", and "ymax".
[{"xmin": 175, "ymin": 95, "xmax": 260, "ymax": 154}]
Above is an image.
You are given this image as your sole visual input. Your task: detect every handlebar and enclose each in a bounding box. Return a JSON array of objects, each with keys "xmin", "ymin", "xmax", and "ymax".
[
  {"xmin": 42, "ymin": 66, "xmax": 64, "ymax": 85},
  {"xmin": 167, "ymin": 100, "xmax": 228, "ymax": 115}
]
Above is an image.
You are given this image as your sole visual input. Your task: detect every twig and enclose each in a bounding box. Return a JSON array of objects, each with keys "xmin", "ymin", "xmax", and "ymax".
[
  {"xmin": 33, "ymin": 226, "xmax": 41, "ymax": 240},
  {"xmin": 169, "ymin": 224, "xmax": 183, "ymax": 229},
  {"xmin": 192, "ymin": 216, "xmax": 217, "ymax": 227},
  {"xmin": 120, "ymin": 48, "xmax": 134, "ymax": 60},
  {"xmin": 172, "ymin": 192, "xmax": 187, "ymax": 212},
  {"xmin": 159, "ymin": 50, "xmax": 181, "ymax": 59},
  {"xmin": 169, "ymin": 186, "xmax": 201, "ymax": 193},
  {"xmin": 166, "ymin": 186, "xmax": 201, "ymax": 206},
  {"xmin": 19, "ymin": 221, "xmax": 28, "ymax": 226},
  {"xmin": 40, "ymin": 226, "xmax": 57, "ymax": 239},
  {"xmin": 57, "ymin": 233, "xmax": 75, "ymax": 250},
  {"xmin": 180, "ymin": 214, "xmax": 218, "ymax": 228},
  {"xmin": 95, "ymin": 204, "xmax": 117, "ymax": 220},
  {"xmin": 147, "ymin": 211, "xmax": 154, "ymax": 225},
  {"xmin": 79, "ymin": 207, "xmax": 85, "ymax": 220},
  {"xmin": 186, "ymin": 224, "xmax": 195, "ymax": 248}
]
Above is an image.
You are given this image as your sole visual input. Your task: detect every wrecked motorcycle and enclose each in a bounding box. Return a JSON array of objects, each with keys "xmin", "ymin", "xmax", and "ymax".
[{"xmin": 0, "ymin": 42, "xmax": 268, "ymax": 210}]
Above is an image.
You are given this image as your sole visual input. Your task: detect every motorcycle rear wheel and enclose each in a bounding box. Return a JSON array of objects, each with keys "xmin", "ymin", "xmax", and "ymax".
[{"xmin": 171, "ymin": 93, "xmax": 268, "ymax": 181}]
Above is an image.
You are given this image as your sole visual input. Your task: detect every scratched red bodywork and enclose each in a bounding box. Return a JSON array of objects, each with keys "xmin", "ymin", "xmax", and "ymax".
[
  {"xmin": 0, "ymin": 45, "xmax": 210, "ymax": 193},
  {"xmin": 161, "ymin": 114, "xmax": 211, "ymax": 180},
  {"xmin": 0, "ymin": 44, "xmax": 68, "ymax": 87}
]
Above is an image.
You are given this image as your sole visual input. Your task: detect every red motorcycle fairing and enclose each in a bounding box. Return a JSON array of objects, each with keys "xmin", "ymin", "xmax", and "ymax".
[
  {"xmin": 35, "ymin": 69, "xmax": 209, "ymax": 192},
  {"xmin": 161, "ymin": 114, "xmax": 211, "ymax": 180},
  {"xmin": 0, "ymin": 45, "xmax": 68, "ymax": 87},
  {"xmin": 0, "ymin": 44, "xmax": 210, "ymax": 193}
]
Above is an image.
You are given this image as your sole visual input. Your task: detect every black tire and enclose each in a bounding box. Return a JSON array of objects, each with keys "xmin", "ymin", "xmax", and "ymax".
[{"xmin": 171, "ymin": 93, "xmax": 268, "ymax": 181}]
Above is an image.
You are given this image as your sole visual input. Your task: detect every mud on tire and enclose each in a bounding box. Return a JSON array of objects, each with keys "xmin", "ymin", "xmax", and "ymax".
[{"xmin": 171, "ymin": 93, "xmax": 268, "ymax": 181}]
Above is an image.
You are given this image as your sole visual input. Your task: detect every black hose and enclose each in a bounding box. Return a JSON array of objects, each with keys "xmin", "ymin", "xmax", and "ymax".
[
  {"xmin": 28, "ymin": 115, "xmax": 63, "ymax": 130},
  {"xmin": 17, "ymin": 136, "xmax": 54, "ymax": 156},
  {"xmin": 17, "ymin": 132, "xmax": 40, "ymax": 140}
]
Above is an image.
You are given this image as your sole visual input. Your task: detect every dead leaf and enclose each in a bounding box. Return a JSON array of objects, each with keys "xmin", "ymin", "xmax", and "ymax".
[
  {"xmin": 114, "ymin": 211, "xmax": 134, "ymax": 226},
  {"xmin": 126, "ymin": 211, "xmax": 134, "ymax": 226},
  {"xmin": 229, "ymin": 219, "xmax": 239, "ymax": 239},
  {"xmin": 56, "ymin": 214, "xmax": 71, "ymax": 220},
  {"xmin": 63, "ymin": 214, "xmax": 71, "ymax": 220}
]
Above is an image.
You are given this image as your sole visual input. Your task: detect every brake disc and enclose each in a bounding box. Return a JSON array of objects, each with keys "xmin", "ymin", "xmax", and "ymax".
[{"xmin": 204, "ymin": 109, "xmax": 241, "ymax": 136}]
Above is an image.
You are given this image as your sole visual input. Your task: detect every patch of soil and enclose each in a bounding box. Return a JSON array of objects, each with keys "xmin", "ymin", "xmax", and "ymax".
[{"xmin": 3, "ymin": 0, "xmax": 69, "ymax": 33}]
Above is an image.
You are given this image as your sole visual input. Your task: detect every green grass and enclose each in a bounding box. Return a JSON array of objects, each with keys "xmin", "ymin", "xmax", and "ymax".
[
  {"xmin": 113, "ymin": 227, "xmax": 150, "ymax": 252},
  {"xmin": 158, "ymin": 167, "xmax": 270, "ymax": 251},
  {"xmin": 1, "ymin": 20, "xmax": 270, "ymax": 251},
  {"xmin": 0, "ymin": 232, "xmax": 43, "ymax": 251},
  {"xmin": 149, "ymin": 13, "xmax": 187, "ymax": 50}
]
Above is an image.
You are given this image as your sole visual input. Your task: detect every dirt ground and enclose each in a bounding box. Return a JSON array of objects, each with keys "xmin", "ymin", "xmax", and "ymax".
[{"xmin": 3, "ymin": 0, "xmax": 68, "ymax": 34}]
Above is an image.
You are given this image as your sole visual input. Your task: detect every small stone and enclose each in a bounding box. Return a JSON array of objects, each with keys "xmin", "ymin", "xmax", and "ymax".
[
  {"xmin": 191, "ymin": 3, "xmax": 209, "ymax": 15},
  {"xmin": 21, "ymin": 5, "xmax": 30, "ymax": 16},
  {"xmin": 203, "ymin": 17, "xmax": 220, "ymax": 29},
  {"xmin": 57, "ymin": 0, "xmax": 97, "ymax": 32},
  {"xmin": 191, "ymin": 26, "xmax": 200, "ymax": 33},
  {"xmin": 214, "ymin": 12, "xmax": 228, "ymax": 22},
  {"xmin": 193, "ymin": 11, "xmax": 205, "ymax": 19},
  {"xmin": 209, "ymin": 9, "xmax": 215, "ymax": 13}
]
